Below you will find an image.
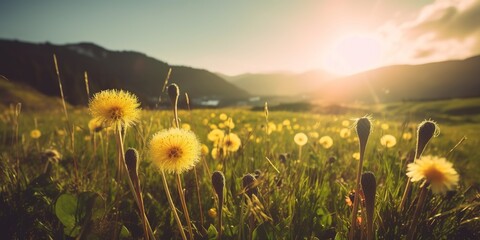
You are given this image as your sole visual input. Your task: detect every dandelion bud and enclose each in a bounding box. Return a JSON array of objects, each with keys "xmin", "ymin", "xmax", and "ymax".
[
  {"xmin": 416, "ymin": 120, "xmax": 439, "ymax": 158},
  {"xmin": 254, "ymin": 169, "xmax": 262, "ymax": 179},
  {"xmin": 212, "ymin": 171, "xmax": 225, "ymax": 199},
  {"xmin": 125, "ymin": 148, "xmax": 139, "ymax": 178},
  {"xmin": 167, "ymin": 83, "xmax": 180, "ymax": 105},
  {"xmin": 42, "ymin": 148, "xmax": 62, "ymax": 163},
  {"xmin": 361, "ymin": 172, "xmax": 376, "ymax": 240},
  {"xmin": 355, "ymin": 117, "xmax": 371, "ymax": 155},
  {"xmin": 242, "ymin": 174, "xmax": 258, "ymax": 197}
]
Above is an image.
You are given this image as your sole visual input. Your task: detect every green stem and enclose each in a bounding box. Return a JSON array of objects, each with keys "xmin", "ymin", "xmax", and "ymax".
[
  {"xmin": 176, "ymin": 174, "xmax": 195, "ymax": 240},
  {"xmin": 161, "ymin": 170, "xmax": 188, "ymax": 240}
]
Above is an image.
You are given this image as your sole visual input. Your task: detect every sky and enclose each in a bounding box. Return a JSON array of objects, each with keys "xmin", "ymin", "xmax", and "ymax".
[{"xmin": 1, "ymin": 0, "xmax": 480, "ymax": 76}]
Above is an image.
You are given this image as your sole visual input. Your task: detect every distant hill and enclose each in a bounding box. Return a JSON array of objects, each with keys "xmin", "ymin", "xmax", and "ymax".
[
  {"xmin": 223, "ymin": 70, "xmax": 334, "ymax": 96},
  {"xmin": 0, "ymin": 39, "xmax": 249, "ymax": 107},
  {"xmin": 0, "ymin": 75, "xmax": 66, "ymax": 111},
  {"xmin": 312, "ymin": 56, "xmax": 480, "ymax": 103}
]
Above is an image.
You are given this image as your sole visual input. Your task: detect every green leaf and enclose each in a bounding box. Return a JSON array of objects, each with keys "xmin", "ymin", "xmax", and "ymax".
[
  {"xmin": 120, "ymin": 225, "xmax": 131, "ymax": 238},
  {"xmin": 207, "ymin": 224, "xmax": 218, "ymax": 240},
  {"xmin": 55, "ymin": 193, "xmax": 81, "ymax": 237},
  {"xmin": 253, "ymin": 222, "xmax": 274, "ymax": 240}
]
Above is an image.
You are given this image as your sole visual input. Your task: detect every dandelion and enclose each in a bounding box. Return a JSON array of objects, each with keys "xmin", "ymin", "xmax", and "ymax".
[
  {"xmin": 308, "ymin": 132, "xmax": 319, "ymax": 139},
  {"xmin": 56, "ymin": 129, "xmax": 66, "ymax": 136},
  {"xmin": 352, "ymin": 152, "xmax": 360, "ymax": 160},
  {"xmin": 402, "ymin": 132, "xmax": 413, "ymax": 140},
  {"xmin": 282, "ymin": 119, "xmax": 291, "ymax": 126},
  {"xmin": 225, "ymin": 118, "xmax": 235, "ymax": 129},
  {"xmin": 88, "ymin": 89, "xmax": 140, "ymax": 131},
  {"xmin": 380, "ymin": 134, "xmax": 397, "ymax": 148},
  {"xmin": 208, "ymin": 129, "xmax": 224, "ymax": 142},
  {"xmin": 149, "ymin": 128, "xmax": 201, "ymax": 174},
  {"xmin": 294, "ymin": 133, "xmax": 308, "ymax": 146},
  {"xmin": 208, "ymin": 208, "xmax": 217, "ymax": 218},
  {"xmin": 293, "ymin": 124, "xmax": 300, "ymax": 130},
  {"xmin": 342, "ymin": 120, "xmax": 350, "ymax": 127},
  {"xmin": 381, "ymin": 123, "xmax": 389, "ymax": 130},
  {"xmin": 202, "ymin": 118, "xmax": 209, "ymax": 125},
  {"xmin": 219, "ymin": 113, "xmax": 228, "ymax": 121},
  {"xmin": 340, "ymin": 128, "xmax": 351, "ymax": 138},
  {"xmin": 211, "ymin": 148, "xmax": 221, "ymax": 160},
  {"xmin": 223, "ymin": 133, "xmax": 241, "ymax": 152},
  {"xmin": 181, "ymin": 123, "xmax": 191, "ymax": 131},
  {"xmin": 319, "ymin": 136, "xmax": 333, "ymax": 149},
  {"xmin": 30, "ymin": 129, "xmax": 41, "ymax": 139},
  {"xmin": 406, "ymin": 155, "xmax": 459, "ymax": 194},
  {"xmin": 210, "ymin": 124, "xmax": 218, "ymax": 130},
  {"xmin": 201, "ymin": 144, "xmax": 209, "ymax": 157}
]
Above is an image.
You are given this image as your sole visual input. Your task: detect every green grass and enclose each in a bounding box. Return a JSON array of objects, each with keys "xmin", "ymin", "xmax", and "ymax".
[{"xmin": 0, "ymin": 106, "xmax": 479, "ymax": 239}]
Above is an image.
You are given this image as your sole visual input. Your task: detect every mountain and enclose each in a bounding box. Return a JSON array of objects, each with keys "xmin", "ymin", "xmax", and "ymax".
[
  {"xmin": 312, "ymin": 56, "xmax": 480, "ymax": 103},
  {"xmin": 0, "ymin": 39, "xmax": 249, "ymax": 107},
  {"xmin": 224, "ymin": 70, "xmax": 334, "ymax": 96}
]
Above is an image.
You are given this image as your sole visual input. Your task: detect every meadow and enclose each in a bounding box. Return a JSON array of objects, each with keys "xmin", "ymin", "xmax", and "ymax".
[{"xmin": 0, "ymin": 94, "xmax": 479, "ymax": 239}]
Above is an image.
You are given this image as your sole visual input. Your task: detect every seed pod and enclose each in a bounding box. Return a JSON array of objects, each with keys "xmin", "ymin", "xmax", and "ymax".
[
  {"xmin": 416, "ymin": 120, "xmax": 439, "ymax": 158},
  {"xmin": 355, "ymin": 117, "xmax": 372, "ymax": 157},
  {"xmin": 212, "ymin": 171, "xmax": 225, "ymax": 199},
  {"xmin": 125, "ymin": 148, "xmax": 139, "ymax": 178},
  {"xmin": 361, "ymin": 172, "xmax": 376, "ymax": 240},
  {"xmin": 242, "ymin": 174, "xmax": 258, "ymax": 197}
]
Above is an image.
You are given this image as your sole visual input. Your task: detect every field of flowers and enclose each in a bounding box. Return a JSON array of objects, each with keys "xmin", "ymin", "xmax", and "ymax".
[{"xmin": 0, "ymin": 87, "xmax": 479, "ymax": 239}]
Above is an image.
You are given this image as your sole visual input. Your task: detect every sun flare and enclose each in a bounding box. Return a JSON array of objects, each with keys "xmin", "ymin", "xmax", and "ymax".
[{"xmin": 323, "ymin": 33, "xmax": 383, "ymax": 76}]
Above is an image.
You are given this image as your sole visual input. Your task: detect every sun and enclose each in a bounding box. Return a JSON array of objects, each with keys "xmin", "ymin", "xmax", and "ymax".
[{"xmin": 323, "ymin": 33, "xmax": 383, "ymax": 76}]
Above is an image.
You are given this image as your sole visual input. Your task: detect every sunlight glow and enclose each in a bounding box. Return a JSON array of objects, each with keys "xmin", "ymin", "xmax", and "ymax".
[{"xmin": 323, "ymin": 33, "xmax": 383, "ymax": 76}]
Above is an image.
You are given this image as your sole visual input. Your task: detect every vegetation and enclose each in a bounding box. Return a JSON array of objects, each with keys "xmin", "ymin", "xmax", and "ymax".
[{"xmin": 1, "ymin": 89, "xmax": 479, "ymax": 239}]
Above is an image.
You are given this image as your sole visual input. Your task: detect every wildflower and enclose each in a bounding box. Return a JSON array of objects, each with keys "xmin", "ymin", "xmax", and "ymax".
[
  {"xmin": 381, "ymin": 123, "xmax": 389, "ymax": 130},
  {"xmin": 319, "ymin": 136, "xmax": 333, "ymax": 149},
  {"xmin": 219, "ymin": 113, "xmax": 228, "ymax": 121},
  {"xmin": 210, "ymin": 124, "xmax": 218, "ymax": 130},
  {"xmin": 201, "ymin": 144, "xmax": 209, "ymax": 156},
  {"xmin": 56, "ymin": 129, "xmax": 66, "ymax": 136},
  {"xmin": 293, "ymin": 124, "xmax": 300, "ymax": 130},
  {"xmin": 88, "ymin": 89, "xmax": 140, "ymax": 131},
  {"xmin": 267, "ymin": 122, "xmax": 277, "ymax": 135},
  {"xmin": 406, "ymin": 155, "xmax": 459, "ymax": 194},
  {"xmin": 294, "ymin": 133, "xmax": 308, "ymax": 146},
  {"xmin": 181, "ymin": 123, "xmax": 191, "ymax": 131},
  {"xmin": 149, "ymin": 128, "xmax": 201, "ymax": 174},
  {"xmin": 225, "ymin": 118, "xmax": 235, "ymax": 129},
  {"xmin": 208, "ymin": 208, "xmax": 217, "ymax": 218},
  {"xmin": 308, "ymin": 132, "xmax": 319, "ymax": 139},
  {"xmin": 282, "ymin": 119, "xmax": 291, "ymax": 126},
  {"xmin": 202, "ymin": 118, "xmax": 209, "ymax": 125},
  {"xmin": 402, "ymin": 132, "xmax": 413, "ymax": 140},
  {"xmin": 342, "ymin": 120, "xmax": 350, "ymax": 127},
  {"xmin": 208, "ymin": 129, "xmax": 224, "ymax": 142},
  {"xmin": 223, "ymin": 133, "xmax": 241, "ymax": 152},
  {"xmin": 352, "ymin": 152, "xmax": 360, "ymax": 160},
  {"xmin": 380, "ymin": 134, "xmax": 397, "ymax": 148},
  {"xmin": 211, "ymin": 148, "xmax": 221, "ymax": 160},
  {"xmin": 339, "ymin": 128, "xmax": 351, "ymax": 138},
  {"xmin": 42, "ymin": 148, "xmax": 61, "ymax": 162},
  {"xmin": 30, "ymin": 129, "xmax": 41, "ymax": 139},
  {"xmin": 88, "ymin": 118, "xmax": 103, "ymax": 132}
]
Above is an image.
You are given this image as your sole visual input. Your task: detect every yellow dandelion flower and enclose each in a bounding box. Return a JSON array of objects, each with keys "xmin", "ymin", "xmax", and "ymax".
[
  {"xmin": 30, "ymin": 129, "xmax": 41, "ymax": 139},
  {"xmin": 88, "ymin": 118, "xmax": 103, "ymax": 133},
  {"xmin": 293, "ymin": 124, "xmax": 300, "ymax": 130},
  {"xmin": 181, "ymin": 123, "xmax": 191, "ymax": 131},
  {"xmin": 208, "ymin": 208, "xmax": 217, "ymax": 218},
  {"xmin": 380, "ymin": 134, "xmax": 397, "ymax": 148},
  {"xmin": 202, "ymin": 118, "xmax": 209, "ymax": 125},
  {"xmin": 218, "ymin": 123, "xmax": 225, "ymax": 129},
  {"xmin": 211, "ymin": 147, "xmax": 221, "ymax": 160},
  {"xmin": 267, "ymin": 122, "xmax": 277, "ymax": 135},
  {"xmin": 319, "ymin": 136, "xmax": 333, "ymax": 149},
  {"xmin": 352, "ymin": 152, "xmax": 360, "ymax": 160},
  {"xmin": 282, "ymin": 119, "xmax": 291, "ymax": 126},
  {"xmin": 402, "ymin": 132, "xmax": 413, "ymax": 140},
  {"xmin": 219, "ymin": 113, "xmax": 228, "ymax": 121},
  {"xmin": 342, "ymin": 120, "xmax": 350, "ymax": 127},
  {"xmin": 210, "ymin": 113, "xmax": 216, "ymax": 118},
  {"xmin": 339, "ymin": 128, "xmax": 351, "ymax": 138},
  {"xmin": 56, "ymin": 129, "xmax": 66, "ymax": 136},
  {"xmin": 223, "ymin": 133, "xmax": 241, "ymax": 152},
  {"xmin": 208, "ymin": 129, "xmax": 225, "ymax": 142},
  {"xmin": 210, "ymin": 124, "xmax": 218, "ymax": 130},
  {"xmin": 225, "ymin": 118, "xmax": 235, "ymax": 129},
  {"xmin": 88, "ymin": 89, "xmax": 140, "ymax": 131},
  {"xmin": 294, "ymin": 133, "xmax": 308, "ymax": 146},
  {"xmin": 255, "ymin": 137, "xmax": 262, "ymax": 143},
  {"xmin": 381, "ymin": 123, "xmax": 389, "ymax": 130},
  {"xmin": 406, "ymin": 155, "xmax": 459, "ymax": 194},
  {"xmin": 149, "ymin": 128, "xmax": 201, "ymax": 174},
  {"xmin": 201, "ymin": 144, "xmax": 209, "ymax": 156}
]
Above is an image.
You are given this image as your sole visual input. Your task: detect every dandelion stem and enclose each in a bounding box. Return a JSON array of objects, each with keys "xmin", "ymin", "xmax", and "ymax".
[
  {"xmin": 115, "ymin": 131, "xmax": 155, "ymax": 240},
  {"xmin": 407, "ymin": 181, "xmax": 429, "ymax": 240},
  {"xmin": 176, "ymin": 173, "xmax": 195, "ymax": 240},
  {"xmin": 161, "ymin": 170, "xmax": 187, "ymax": 240},
  {"xmin": 193, "ymin": 166, "xmax": 206, "ymax": 235}
]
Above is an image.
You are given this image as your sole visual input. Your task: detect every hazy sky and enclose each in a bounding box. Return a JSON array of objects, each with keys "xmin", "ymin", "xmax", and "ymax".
[{"xmin": 1, "ymin": 0, "xmax": 480, "ymax": 75}]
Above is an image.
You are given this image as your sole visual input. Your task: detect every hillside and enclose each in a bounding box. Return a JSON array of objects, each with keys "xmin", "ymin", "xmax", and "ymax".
[
  {"xmin": 224, "ymin": 70, "xmax": 334, "ymax": 96},
  {"xmin": 0, "ymin": 40, "xmax": 249, "ymax": 107},
  {"xmin": 313, "ymin": 56, "xmax": 480, "ymax": 103}
]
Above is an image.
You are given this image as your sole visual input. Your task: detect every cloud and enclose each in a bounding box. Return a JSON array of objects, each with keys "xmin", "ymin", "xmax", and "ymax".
[{"xmin": 379, "ymin": 0, "xmax": 480, "ymax": 64}]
